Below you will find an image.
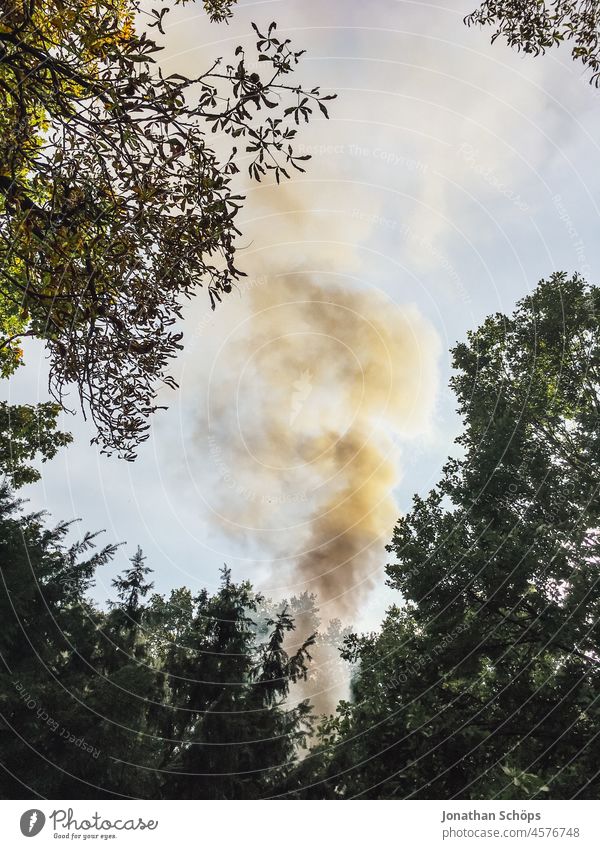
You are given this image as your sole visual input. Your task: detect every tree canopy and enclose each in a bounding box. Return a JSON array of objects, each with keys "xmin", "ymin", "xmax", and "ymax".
[
  {"xmin": 2, "ymin": 0, "xmax": 600, "ymax": 803},
  {"xmin": 303, "ymin": 274, "xmax": 600, "ymax": 799},
  {"xmin": 466, "ymin": 0, "xmax": 600, "ymax": 85},
  {"xmin": 0, "ymin": 0, "xmax": 333, "ymax": 458},
  {"xmin": 0, "ymin": 400, "xmax": 71, "ymax": 488},
  {"xmin": 2, "ymin": 274, "xmax": 600, "ymax": 798},
  {"xmin": 0, "ymin": 490, "xmax": 314, "ymax": 798}
]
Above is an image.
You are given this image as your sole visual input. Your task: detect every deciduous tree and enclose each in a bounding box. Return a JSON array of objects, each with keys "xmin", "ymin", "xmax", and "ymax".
[
  {"xmin": 466, "ymin": 0, "xmax": 600, "ymax": 85},
  {"xmin": 307, "ymin": 274, "xmax": 600, "ymax": 799},
  {"xmin": 0, "ymin": 0, "xmax": 333, "ymax": 457}
]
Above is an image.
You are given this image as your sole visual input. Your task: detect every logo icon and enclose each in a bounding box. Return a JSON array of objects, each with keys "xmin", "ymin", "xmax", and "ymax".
[
  {"xmin": 289, "ymin": 370, "xmax": 313, "ymax": 427},
  {"xmin": 20, "ymin": 810, "xmax": 45, "ymax": 837}
]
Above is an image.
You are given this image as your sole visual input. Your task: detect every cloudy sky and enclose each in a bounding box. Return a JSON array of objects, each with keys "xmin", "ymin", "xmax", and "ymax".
[{"xmin": 6, "ymin": 0, "xmax": 600, "ymax": 632}]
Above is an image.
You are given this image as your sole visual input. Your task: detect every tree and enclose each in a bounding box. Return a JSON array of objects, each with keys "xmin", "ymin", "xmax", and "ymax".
[
  {"xmin": 466, "ymin": 0, "xmax": 600, "ymax": 85},
  {"xmin": 156, "ymin": 568, "xmax": 314, "ymax": 799},
  {"xmin": 0, "ymin": 484, "xmax": 118, "ymax": 798},
  {"xmin": 0, "ymin": 401, "xmax": 72, "ymax": 488},
  {"xmin": 0, "ymin": 496, "xmax": 315, "ymax": 798},
  {"xmin": 110, "ymin": 546, "xmax": 154, "ymax": 622},
  {"xmin": 252, "ymin": 591, "xmax": 353, "ymax": 717},
  {"xmin": 308, "ymin": 273, "xmax": 600, "ymax": 799},
  {"xmin": 0, "ymin": 0, "xmax": 334, "ymax": 458}
]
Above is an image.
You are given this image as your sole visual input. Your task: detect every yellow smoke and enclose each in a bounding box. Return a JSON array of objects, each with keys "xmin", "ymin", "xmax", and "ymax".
[
  {"xmin": 200, "ymin": 216, "xmax": 439, "ymax": 603},
  {"xmin": 188, "ymin": 183, "xmax": 440, "ymax": 710}
]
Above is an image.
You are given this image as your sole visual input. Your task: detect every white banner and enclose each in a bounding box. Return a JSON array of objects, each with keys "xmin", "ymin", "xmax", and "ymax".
[{"xmin": 0, "ymin": 800, "xmax": 597, "ymax": 848}]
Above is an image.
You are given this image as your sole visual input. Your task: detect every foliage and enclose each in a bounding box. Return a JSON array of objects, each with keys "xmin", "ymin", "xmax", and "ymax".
[
  {"xmin": 466, "ymin": 0, "xmax": 600, "ymax": 85},
  {"xmin": 0, "ymin": 401, "xmax": 72, "ymax": 487},
  {"xmin": 0, "ymin": 0, "xmax": 333, "ymax": 458},
  {"xmin": 0, "ymin": 493, "xmax": 314, "ymax": 798},
  {"xmin": 158, "ymin": 569, "xmax": 314, "ymax": 799},
  {"xmin": 110, "ymin": 545, "xmax": 154, "ymax": 622},
  {"xmin": 3, "ymin": 275, "xmax": 600, "ymax": 798},
  {"xmin": 305, "ymin": 274, "xmax": 600, "ymax": 799},
  {"xmin": 203, "ymin": 0, "xmax": 238, "ymax": 23}
]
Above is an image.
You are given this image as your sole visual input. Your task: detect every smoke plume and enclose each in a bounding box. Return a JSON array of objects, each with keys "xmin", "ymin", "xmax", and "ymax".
[{"xmin": 187, "ymin": 185, "xmax": 440, "ymax": 710}]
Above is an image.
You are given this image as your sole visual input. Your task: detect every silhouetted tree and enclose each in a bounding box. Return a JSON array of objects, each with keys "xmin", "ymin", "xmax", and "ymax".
[
  {"xmin": 466, "ymin": 0, "xmax": 600, "ymax": 85},
  {"xmin": 0, "ymin": 503, "xmax": 315, "ymax": 798},
  {"xmin": 306, "ymin": 274, "xmax": 600, "ymax": 799},
  {"xmin": 0, "ymin": 484, "xmax": 118, "ymax": 797},
  {"xmin": 111, "ymin": 547, "xmax": 154, "ymax": 622},
  {"xmin": 0, "ymin": 401, "xmax": 71, "ymax": 488},
  {"xmin": 0, "ymin": 0, "xmax": 333, "ymax": 457},
  {"xmin": 157, "ymin": 569, "xmax": 314, "ymax": 799}
]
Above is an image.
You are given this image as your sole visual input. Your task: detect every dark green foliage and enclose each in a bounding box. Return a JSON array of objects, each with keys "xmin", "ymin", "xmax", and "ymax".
[
  {"xmin": 0, "ymin": 485, "xmax": 119, "ymax": 797},
  {"xmin": 202, "ymin": 0, "xmax": 237, "ymax": 22},
  {"xmin": 0, "ymin": 0, "xmax": 333, "ymax": 458},
  {"xmin": 0, "ymin": 401, "xmax": 72, "ymax": 488},
  {"xmin": 4, "ymin": 274, "xmax": 600, "ymax": 799},
  {"xmin": 0, "ymin": 493, "xmax": 313, "ymax": 798},
  {"xmin": 110, "ymin": 546, "xmax": 154, "ymax": 622},
  {"xmin": 466, "ymin": 0, "xmax": 600, "ymax": 86},
  {"xmin": 306, "ymin": 274, "xmax": 600, "ymax": 799},
  {"xmin": 153, "ymin": 570, "xmax": 314, "ymax": 799}
]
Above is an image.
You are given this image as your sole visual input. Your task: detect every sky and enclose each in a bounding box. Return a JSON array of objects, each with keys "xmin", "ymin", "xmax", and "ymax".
[{"xmin": 6, "ymin": 0, "xmax": 600, "ymax": 634}]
